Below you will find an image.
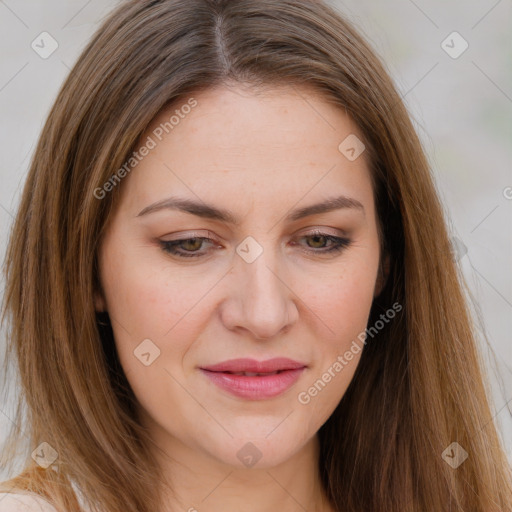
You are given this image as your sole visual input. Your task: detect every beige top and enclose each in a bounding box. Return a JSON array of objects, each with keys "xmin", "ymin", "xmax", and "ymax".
[
  {"xmin": 0, "ymin": 478, "xmax": 90, "ymax": 511},
  {"xmin": 0, "ymin": 492, "xmax": 58, "ymax": 512}
]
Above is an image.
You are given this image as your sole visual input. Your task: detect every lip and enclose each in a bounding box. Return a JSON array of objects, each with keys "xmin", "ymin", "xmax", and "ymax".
[{"xmin": 200, "ymin": 358, "xmax": 307, "ymax": 400}]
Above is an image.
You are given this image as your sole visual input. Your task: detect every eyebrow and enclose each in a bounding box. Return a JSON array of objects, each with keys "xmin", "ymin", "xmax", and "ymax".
[{"xmin": 136, "ymin": 194, "xmax": 364, "ymax": 224}]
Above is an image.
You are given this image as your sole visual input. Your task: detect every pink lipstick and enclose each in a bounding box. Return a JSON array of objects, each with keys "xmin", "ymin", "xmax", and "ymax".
[{"xmin": 200, "ymin": 357, "xmax": 306, "ymax": 400}]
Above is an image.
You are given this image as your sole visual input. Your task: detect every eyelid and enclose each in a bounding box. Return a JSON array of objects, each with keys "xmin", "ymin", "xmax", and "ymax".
[
  {"xmin": 160, "ymin": 229, "xmax": 216, "ymax": 241},
  {"xmin": 160, "ymin": 227, "xmax": 348, "ymax": 243},
  {"xmin": 299, "ymin": 226, "xmax": 349, "ymax": 237},
  {"xmin": 158, "ymin": 228, "xmax": 352, "ymax": 260},
  {"xmin": 159, "ymin": 226, "xmax": 351, "ymax": 249}
]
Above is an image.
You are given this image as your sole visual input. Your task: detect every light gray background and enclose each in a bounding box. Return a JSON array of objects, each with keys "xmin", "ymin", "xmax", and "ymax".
[{"xmin": 0, "ymin": 0, "xmax": 511, "ymax": 480}]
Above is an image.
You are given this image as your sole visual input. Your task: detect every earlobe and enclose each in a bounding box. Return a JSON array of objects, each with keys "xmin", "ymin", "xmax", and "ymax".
[{"xmin": 94, "ymin": 288, "xmax": 107, "ymax": 313}]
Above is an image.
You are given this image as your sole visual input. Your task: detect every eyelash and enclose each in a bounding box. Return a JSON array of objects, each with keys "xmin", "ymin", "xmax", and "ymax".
[{"xmin": 159, "ymin": 230, "xmax": 351, "ymax": 259}]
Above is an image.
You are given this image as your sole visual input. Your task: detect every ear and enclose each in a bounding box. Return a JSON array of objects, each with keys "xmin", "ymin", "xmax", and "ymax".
[
  {"xmin": 374, "ymin": 252, "xmax": 390, "ymax": 298},
  {"xmin": 94, "ymin": 286, "xmax": 107, "ymax": 312}
]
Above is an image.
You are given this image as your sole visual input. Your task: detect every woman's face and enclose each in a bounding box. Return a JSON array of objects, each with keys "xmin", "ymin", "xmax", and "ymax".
[{"xmin": 96, "ymin": 84, "xmax": 383, "ymax": 469}]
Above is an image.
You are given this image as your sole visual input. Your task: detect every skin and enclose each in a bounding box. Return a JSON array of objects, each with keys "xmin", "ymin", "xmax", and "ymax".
[{"xmin": 95, "ymin": 83, "xmax": 386, "ymax": 512}]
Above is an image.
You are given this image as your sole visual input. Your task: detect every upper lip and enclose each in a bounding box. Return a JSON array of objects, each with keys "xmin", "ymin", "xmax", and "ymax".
[{"xmin": 200, "ymin": 358, "xmax": 307, "ymax": 373}]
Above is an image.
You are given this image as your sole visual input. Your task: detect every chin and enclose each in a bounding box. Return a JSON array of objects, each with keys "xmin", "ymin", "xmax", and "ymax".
[{"xmin": 204, "ymin": 429, "xmax": 316, "ymax": 470}]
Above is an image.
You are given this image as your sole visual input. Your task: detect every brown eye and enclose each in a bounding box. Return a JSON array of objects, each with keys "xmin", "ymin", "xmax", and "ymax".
[
  {"xmin": 159, "ymin": 231, "xmax": 351, "ymax": 260},
  {"xmin": 160, "ymin": 236, "xmax": 217, "ymax": 258},
  {"xmin": 305, "ymin": 234, "xmax": 329, "ymax": 249},
  {"xmin": 179, "ymin": 238, "xmax": 203, "ymax": 251},
  {"xmin": 298, "ymin": 232, "xmax": 351, "ymax": 254}
]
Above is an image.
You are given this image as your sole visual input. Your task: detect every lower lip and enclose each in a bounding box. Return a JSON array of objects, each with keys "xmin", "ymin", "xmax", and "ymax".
[{"xmin": 200, "ymin": 368, "xmax": 305, "ymax": 400}]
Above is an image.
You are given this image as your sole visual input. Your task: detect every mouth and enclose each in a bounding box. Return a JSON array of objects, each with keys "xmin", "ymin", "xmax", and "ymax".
[
  {"xmin": 199, "ymin": 358, "xmax": 307, "ymax": 400},
  {"xmin": 217, "ymin": 370, "xmax": 284, "ymax": 376}
]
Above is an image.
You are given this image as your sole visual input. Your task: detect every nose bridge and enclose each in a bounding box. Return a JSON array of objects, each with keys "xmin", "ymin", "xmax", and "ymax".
[
  {"xmin": 226, "ymin": 235, "xmax": 295, "ymax": 339},
  {"xmin": 242, "ymin": 243, "xmax": 283, "ymax": 301}
]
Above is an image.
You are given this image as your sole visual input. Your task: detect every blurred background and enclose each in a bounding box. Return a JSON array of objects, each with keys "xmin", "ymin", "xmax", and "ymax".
[{"xmin": 0, "ymin": 0, "xmax": 511, "ymax": 480}]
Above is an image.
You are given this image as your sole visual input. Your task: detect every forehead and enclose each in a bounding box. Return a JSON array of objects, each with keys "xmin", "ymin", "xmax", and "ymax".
[
  {"xmin": 146, "ymin": 83, "xmax": 362, "ymax": 152},
  {"xmin": 116, "ymin": 84, "xmax": 374, "ymax": 218}
]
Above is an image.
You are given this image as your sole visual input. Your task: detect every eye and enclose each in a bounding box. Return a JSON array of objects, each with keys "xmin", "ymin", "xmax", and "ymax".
[
  {"xmin": 295, "ymin": 230, "xmax": 351, "ymax": 255},
  {"xmin": 158, "ymin": 229, "xmax": 351, "ymax": 259},
  {"xmin": 159, "ymin": 234, "xmax": 217, "ymax": 258}
]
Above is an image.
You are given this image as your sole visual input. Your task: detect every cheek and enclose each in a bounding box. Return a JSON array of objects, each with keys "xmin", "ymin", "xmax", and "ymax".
[
  {"xmin": 293, "ymin": 267, "xmax": 374, "ymax": 426},
  {"xmin": 98, "ymin": 244, "xmax": 209, "ymax": 369},
  {"xmin": 300, "ymin": 257, "xmax": 378, "ymax": 348}
]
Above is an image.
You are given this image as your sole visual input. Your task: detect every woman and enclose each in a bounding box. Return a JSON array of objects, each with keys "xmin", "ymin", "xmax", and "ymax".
[{"xmin": 1, "ymin": 0, "xmax": 511, "ymax": 511}]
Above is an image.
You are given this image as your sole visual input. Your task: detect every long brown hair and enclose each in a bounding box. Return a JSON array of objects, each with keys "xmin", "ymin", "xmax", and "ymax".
[{"xmin": 1, "ymin": 0, "xmax": 511, "ymax": 510}]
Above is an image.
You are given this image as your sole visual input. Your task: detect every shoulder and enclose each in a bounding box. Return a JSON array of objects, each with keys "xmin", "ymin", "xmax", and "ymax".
[{"xmin": 0, "ymin": 492, "xmax": 57, "ymax": 512}]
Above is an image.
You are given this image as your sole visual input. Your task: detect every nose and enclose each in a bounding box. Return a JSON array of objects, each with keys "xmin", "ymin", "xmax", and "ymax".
[{"xmin": 219, "ymin": 245, "xmax": 299, "ymax": 340}]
